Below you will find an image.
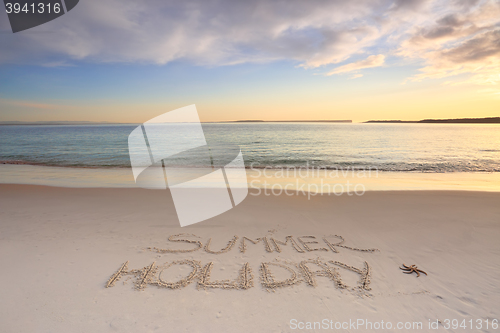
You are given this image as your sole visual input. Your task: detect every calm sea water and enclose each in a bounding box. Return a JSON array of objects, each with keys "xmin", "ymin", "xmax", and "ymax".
[{"xmin": 1, "ymin": 123, "xmax": 499, "ymax": 172}]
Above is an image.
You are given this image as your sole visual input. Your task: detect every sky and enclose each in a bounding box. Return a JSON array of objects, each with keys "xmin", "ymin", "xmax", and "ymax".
[{"xmin": 0, "ymin": 0, "xmax": 499, "ymax": 123}]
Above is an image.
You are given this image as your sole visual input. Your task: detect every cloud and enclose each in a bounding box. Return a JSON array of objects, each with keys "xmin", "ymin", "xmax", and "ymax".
[
  {"xmin": 0, "ymin": 0, "xmax": 499, "ymax": 87},
  {"xmin": 0, "ymin": 0, "xmax": 404, "ymax": 68},
  {"xmin": 442, "ymin": 30, "xmax": 500, "ymax": 63},
  {"xmin": 389, "ymin": 0, "xmax": 433, "ymax": 12},
  {"xmin": 41, "ymin": 60, "xmax": 74, "ymax": 68},
  {"xmin": 401, "ymin": 0, "xmax": 500, "ymax": 85},
  {"xmin": 326, "ymin": 54, "xmax": 385, "ymax": 76}
]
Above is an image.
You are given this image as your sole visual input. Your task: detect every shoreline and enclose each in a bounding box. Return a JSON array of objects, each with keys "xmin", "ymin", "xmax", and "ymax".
[
  {"xmin": 3, "ymin": 159, "xmax": 499, "ymax": 171},
  {"xmin": 1, "ymin": 164, "xmax": 500, "ymax": 192}
]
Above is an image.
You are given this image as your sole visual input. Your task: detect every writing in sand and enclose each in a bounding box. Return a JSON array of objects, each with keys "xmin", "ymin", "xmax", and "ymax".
[{"xmin": 106, "ymin": 233, "xmax": 379, "ymax": 293}]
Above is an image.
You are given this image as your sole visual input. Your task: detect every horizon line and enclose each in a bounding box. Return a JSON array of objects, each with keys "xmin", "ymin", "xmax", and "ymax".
[{"xmin": 1, "ymin": 116, "xmax": 499, "ymax": 125}]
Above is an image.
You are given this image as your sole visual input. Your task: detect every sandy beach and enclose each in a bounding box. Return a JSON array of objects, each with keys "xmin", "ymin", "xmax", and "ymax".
[
  {"xmin": 3, "ymin": 0, "xmax": 500, "ymax": 331},
  {"xmin": 1, "ymin": 184, "xmax": 499, "ymax": 332}
]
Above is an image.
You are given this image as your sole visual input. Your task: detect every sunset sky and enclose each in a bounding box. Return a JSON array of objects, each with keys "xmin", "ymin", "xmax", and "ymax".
[{"xmin": 1, "ymin": 0, "xmax": 499, "ymax": 123}]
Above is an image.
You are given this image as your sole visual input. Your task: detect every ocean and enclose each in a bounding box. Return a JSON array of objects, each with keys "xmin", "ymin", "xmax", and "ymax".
[{"xmin": 1, "ymin": 123, "xmax": 499, "ymax": 172}]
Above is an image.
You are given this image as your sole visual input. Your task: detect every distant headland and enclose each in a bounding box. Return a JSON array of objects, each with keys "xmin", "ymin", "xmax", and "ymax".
[
  {"xmin": 0, "ymin": 121, "xmax": 131, "ymax": 126},
  {"xmin": 232, "ymin": 120, "xmax": 352, "ymax": 123},
  {"xmin": 365, "ymin": 117, "xmax": 500, "ymax": 124}
]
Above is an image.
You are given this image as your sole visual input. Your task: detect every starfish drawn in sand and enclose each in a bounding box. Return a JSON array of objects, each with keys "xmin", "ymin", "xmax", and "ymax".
[{"xmin": 400, "ymin": 264, "xmax": 427, "ymax": 277}]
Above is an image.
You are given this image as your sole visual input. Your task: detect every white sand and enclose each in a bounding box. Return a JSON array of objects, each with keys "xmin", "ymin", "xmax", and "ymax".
[{"xmin": 0, "ymin": 185, "xmax": 499, "ymax": 332}]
